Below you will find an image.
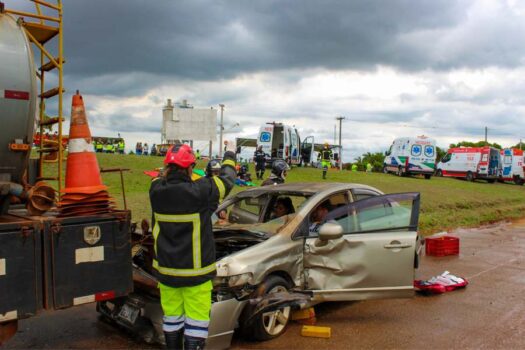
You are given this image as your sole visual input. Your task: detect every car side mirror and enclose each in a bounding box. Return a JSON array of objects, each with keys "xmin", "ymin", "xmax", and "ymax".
[{"xmin": 318, "ymin": 222, "xmax": 343, "ymax": 241}]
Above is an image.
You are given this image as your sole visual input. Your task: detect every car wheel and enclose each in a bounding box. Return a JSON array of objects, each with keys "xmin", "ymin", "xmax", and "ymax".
[
  {"xmin": 436, "ymin": 169, "xmax": 443, "ymax": 177},
  {"xmin": 466, "ymin": 171, "xmax": 474, "ymax": 182},
  {"xmin": 514, "ymin": 177, "xmax": 524, "ymax": 185},
  {"xmin": 424, "ymin": 174, "xmax": 432, "ymax": 180},
  {"xmin": 240, "ymin": 275, "xmax": 292, "ymax": 341}
]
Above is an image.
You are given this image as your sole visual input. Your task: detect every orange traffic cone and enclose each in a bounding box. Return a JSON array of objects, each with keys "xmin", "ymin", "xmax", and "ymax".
[
  {"xmin": 62, "ymin": 90, "xmax": 107, "ymax": 194},
  {"xmin": 58, "ymin": 91, "xmax": 114, "ymax": 217}
]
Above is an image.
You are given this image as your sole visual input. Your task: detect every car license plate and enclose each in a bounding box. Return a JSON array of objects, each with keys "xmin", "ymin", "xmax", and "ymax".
[{"xmin": 118, "ymin": 304, "xmax": 140, "ymax": 325}]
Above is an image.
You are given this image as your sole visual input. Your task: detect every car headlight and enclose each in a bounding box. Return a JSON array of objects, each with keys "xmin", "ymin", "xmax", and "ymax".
[{"xmin": 227, "ymin": 273, "xmax": 253, "ymax": 287}]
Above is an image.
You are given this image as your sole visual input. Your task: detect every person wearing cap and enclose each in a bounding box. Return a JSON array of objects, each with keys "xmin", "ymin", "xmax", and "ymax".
[
  {"xmin": 253, "ymin": 145, "xmax": 268, "ymax": 180},
  {"xmin": 149, "ymin": 143, "xmax": 236, "ymax": 350},
  {"xmin": 318, "ymin": 142, "xmax": 333, "ymax": 179},
  {"xmin": 261, "ymin": 159, "xmax": 289, "ymax": 186}
]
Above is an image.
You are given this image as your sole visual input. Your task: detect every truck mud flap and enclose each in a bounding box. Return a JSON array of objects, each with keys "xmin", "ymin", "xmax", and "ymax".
[
  {"xmin": 0, "ymin": 216, "xmax": 40, "ymax": 319},
  {"xmin": 44, "ymin": 212, "xmax": 133, "ymax": 309}
]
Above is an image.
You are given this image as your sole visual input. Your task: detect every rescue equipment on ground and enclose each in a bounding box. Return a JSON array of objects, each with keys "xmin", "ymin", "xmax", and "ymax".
[{"xmin": 414, "ymin": 271, "xmax": 468, "ymax": 294}]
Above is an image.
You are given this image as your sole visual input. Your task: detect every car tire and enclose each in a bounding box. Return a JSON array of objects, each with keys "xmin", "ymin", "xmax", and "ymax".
[
  {"xmin": 436, "ymin": 169, "xmax": 443, "ymax": 177},
  {"xmin": 240, "ymin": 275, "xmax": 292, "ymax": 341},
  {"xmin": 424, "ymin": 174, "xmax": 432, "ymax": 180},
  {"xmin": 466, "ymin": 171, "xmax": 474, "ymax": 182},
  {"xmin": 514, "ymin": 177, "xmax": 524, "ymax": 186}
]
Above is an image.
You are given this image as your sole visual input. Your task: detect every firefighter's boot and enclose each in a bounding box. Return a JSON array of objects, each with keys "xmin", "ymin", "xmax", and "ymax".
[
  {"xmin": 184, "ymin": 335, "xmax": 206, "ymax": 350},
  {"xmin": 322, "ymin": 170, "xmax": 327, "ymax": 179},
  {"xmin": 164, "ymin": 330, "xmax": 183, "ymax": 350}
]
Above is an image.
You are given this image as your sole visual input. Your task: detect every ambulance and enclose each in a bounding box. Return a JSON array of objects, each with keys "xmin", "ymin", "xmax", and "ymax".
[
  {"xmin": 436, "ymin": 146, "xmax": 501, "ymax": 182},
  {"xmin": 257, "ymin": 122, "xmax": 301, "ymax": 166},
  {"xmin": 383, "ymin": 136, "xmax": 436, "ymax": 179},
  {"xmin": 499, "ymin": 148, "xmax": 524, "ymax": 185}
]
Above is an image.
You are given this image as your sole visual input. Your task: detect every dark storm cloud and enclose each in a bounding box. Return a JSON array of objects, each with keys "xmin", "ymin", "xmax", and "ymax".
[{"xmin": 59, "ymin": 0, "xmax": 524, "ymax": 87}]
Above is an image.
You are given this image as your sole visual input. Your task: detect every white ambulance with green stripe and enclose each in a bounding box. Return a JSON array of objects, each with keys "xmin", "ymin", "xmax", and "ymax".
[{"xmin": 383, "ymin": 136, "xmax": 436, "ymax": 179}]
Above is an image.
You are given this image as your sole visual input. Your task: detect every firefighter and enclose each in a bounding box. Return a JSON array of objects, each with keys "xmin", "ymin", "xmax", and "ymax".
[
  {"xmin": 149, "ymin": 143, "xmax": 236, "ymax": 350},
  {"xmin": 253, "ymin": 145, "xmax": 267, "ymax": 180},
  {"xmin": 318, "ymin": 142, "xmax": 333, "ymax": 179},
  {"xmin": 205, "ymin": 159, "xmax": 222, "ymax": 177},
  {"xmin": 261, "ymin": 159, "xmax": 289, "ymax": 186}
]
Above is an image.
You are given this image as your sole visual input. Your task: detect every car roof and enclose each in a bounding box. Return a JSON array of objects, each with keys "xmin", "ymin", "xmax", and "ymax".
[{"xmin": 235, "ymin": 182, "xmax": 383, "ymax": 197}]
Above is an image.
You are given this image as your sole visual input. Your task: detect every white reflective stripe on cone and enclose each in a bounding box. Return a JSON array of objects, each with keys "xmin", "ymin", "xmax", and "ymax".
[{"xmin": 69, "ymin": 138, "xmax": 95, "ymax": 153}]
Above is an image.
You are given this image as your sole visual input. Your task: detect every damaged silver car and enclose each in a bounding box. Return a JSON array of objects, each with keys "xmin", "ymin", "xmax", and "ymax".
[{"xmin": 98, "ymin": 182, "xmax": 423, "ymax": 349}]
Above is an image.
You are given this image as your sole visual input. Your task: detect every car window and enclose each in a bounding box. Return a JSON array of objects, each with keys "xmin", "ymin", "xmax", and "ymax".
[
  {"xmin": 441, "ymin": 153, "xmax": 452, "ymax": 163},
  {"xmin": 296, "ymin": 192, "xmax": 349, "ymax": 238},
  {"xmin": 216, "ymin": 195, "xmax": 269, "ymax": 225},
  {"xmin": 324, "ymin": 193, "xmax": 419, "ymax": 234}
]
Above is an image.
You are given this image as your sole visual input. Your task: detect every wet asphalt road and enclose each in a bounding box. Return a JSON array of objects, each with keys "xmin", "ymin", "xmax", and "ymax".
[{"xmin": 5, "ymin": 220, "xmax": 525, "ymax": 349}]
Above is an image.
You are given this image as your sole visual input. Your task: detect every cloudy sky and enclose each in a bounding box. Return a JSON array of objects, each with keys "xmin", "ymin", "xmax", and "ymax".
[{"xmin": 15, "ymin": 0, "xmax": 525, "ymax": 160}]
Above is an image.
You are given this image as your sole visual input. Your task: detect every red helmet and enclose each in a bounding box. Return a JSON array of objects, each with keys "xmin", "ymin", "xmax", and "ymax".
[{"xmin": 164, "ymin": 144, "xmax": 196, "ymax": 168}]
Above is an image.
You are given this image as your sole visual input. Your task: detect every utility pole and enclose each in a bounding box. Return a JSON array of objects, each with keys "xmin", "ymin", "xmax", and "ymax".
[
  {"xmin": 333, "ymin": 125, "xmax": 336, "ymax": 145},
  {"xmin": 336, "ymin": 116, "xmax": 345, "ymax": 171},
  {"xmin": 219, "ymin": 104, "xmax": 225, "ymax": 157},
  {"xmin": 484, "ymin": 126, "xmax": 488, "ymax": 144}
]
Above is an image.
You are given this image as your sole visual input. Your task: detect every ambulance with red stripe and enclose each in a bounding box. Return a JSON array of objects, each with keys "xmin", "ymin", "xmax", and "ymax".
[
  {"xmin": 499, "ymin": 148, "xmax": 524, "ymax": 185},
  {"xmin": 436, "ymin": 146, "xmax": 501, "ymax": 182},
  {"xmin": 383, "ymin": 136, "xmax": 436, "ymax": 179}
]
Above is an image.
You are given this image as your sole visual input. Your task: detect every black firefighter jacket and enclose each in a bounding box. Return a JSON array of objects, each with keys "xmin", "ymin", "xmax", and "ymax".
[{"xmin": 149, "ymin": 153, "xmax": 236, "ymax": 287}]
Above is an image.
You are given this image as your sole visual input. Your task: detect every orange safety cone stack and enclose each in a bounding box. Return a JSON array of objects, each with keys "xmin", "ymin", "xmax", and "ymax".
[{"xmin": 57, "ymin": 90, "xmax": 115, "ymax": 217}]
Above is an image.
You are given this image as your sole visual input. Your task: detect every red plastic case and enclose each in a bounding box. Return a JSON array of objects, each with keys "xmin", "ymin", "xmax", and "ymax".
[{"xmin": 425, "ymin": 235, "xmax": 459, "ymax": 256}]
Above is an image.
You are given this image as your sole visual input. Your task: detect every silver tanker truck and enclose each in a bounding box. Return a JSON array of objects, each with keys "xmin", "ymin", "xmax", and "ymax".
[{"xmin": 0, "ymin": 8, "xmax": 132, "ymax": 344}]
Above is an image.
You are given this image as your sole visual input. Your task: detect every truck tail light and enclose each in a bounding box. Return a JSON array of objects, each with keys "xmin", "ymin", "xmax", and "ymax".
[{"xmin": 95, "ymin": 290, "xmax": 116, "ymax": 302}]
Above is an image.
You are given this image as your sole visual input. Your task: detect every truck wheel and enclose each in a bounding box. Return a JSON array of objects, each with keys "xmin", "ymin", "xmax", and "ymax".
[
  {"xmin": 487, "ymin": 179, "xmax": 495, "ymax": 184},
  {"xmin": 397, "ymin": 166, "xmax": 404, "ymax": 177},
  {"xmin": 436, "ymin": 169, "xmax": 443, "ymax": 177},
  {"xmin": 241, "ymin": 275, "xmax": 292, "ymax": 341},
  {"xmin": 514, "ymin": 177, "xmax": 524, "ymax": 185},
  {"xmin": 424, "ymin": 174, "xmax": 432, "ymax": 180},
  {"xmin": 466, "ymin": 171, "xmax": 474, "ymax": 182}
]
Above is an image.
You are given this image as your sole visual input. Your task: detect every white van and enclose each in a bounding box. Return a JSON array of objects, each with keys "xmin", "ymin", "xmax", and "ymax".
[
  {"xmin": 500, "ymin": 148, "xmax": 524, "ymax": 185},
  {"xmin": 257, "ymin": 122, "xmax": 301, "ymax": 165},
  {"xmin": 383, "ymin": 136, "xmax": 436, "ymax": 179}
]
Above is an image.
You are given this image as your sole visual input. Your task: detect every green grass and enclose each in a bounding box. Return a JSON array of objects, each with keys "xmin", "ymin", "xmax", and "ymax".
[{"xmin": 42, "ymin": 153, "xmax": 525, "ymax": 235}]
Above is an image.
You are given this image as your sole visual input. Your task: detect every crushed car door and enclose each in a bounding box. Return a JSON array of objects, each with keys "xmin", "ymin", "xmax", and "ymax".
[{"xmin": 303, "ymin": 193, "xmax": 420, "ymax": 301}]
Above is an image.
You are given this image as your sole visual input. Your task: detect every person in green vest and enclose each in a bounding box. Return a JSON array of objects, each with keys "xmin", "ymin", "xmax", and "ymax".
[
  {"xmin": 366, "ymin": 162, "xmax": 373, "ymax": 173},
  {"xmin": 95, "ymin": 139, "xmax": 103, "ymax": 153},
  {"xmin": 118, "ymin": 140, "xmax": 125, "ymax": 154},
  {"xmin": 103, "ymin": 142, "xmax": 109, "ymax": 153},
  {"xmin": 317, "ymin": 143, "xmax": 333, "ymax": 179},
  {"xmin": 352, "ymin": 163, "xmax": 358, "ymax": 172}
]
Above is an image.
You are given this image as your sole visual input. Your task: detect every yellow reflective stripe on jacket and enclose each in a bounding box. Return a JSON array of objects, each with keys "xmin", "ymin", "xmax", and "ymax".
[
  {"xmin": 223, "ymin": 159, "xmax": 235, "ymax": 168},
  {"xmin": 212, "ymin": 176, "xmax": 226, "ymax": 201},
  {"xmin": 154, "ymin": 212, "xmax": 202, "ymax": 269},
  {"xmin": 153, "ymin": 259, "xmax": 216, "ymax": 277},
  {"xmin": 152, "ymin": 221, "xmax": 160, "ymax": 255}
]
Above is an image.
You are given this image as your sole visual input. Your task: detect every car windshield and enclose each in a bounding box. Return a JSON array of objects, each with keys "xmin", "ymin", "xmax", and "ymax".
[{"xmin": 214, "ymin": 192, "xmax": 311, "ymax": 236}]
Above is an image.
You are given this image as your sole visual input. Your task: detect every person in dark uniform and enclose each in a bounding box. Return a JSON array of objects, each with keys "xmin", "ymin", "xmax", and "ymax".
[
  {"xmin": 262, "ymin": 159, "xmax": 290, "ymax": 186},
  {"xmin": 253, "ymin": 145, "xmax": 268, "ymax": 180}
]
